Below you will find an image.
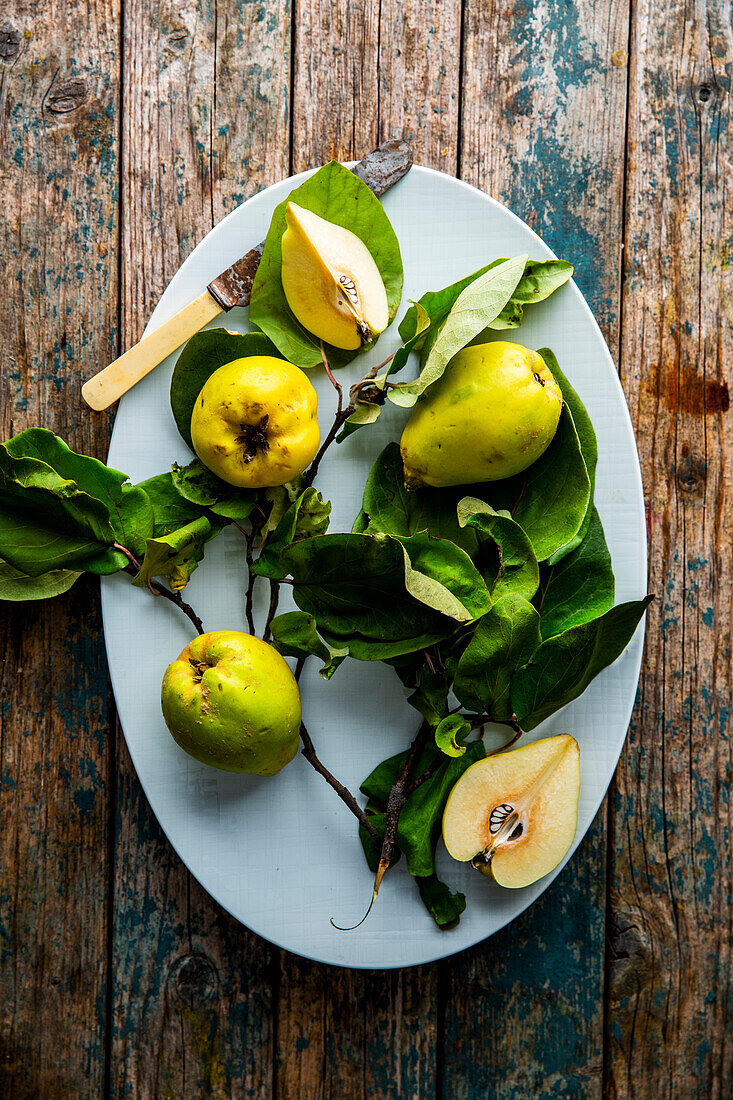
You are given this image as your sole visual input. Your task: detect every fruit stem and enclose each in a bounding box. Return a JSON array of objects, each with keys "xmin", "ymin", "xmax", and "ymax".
[
  {"xmin": 122, "ymin": 562, "xmax": 205, "ymax": 636},
  {"xmin": 242, "ymin": 525, "xmax": 258, "ymax": 635},
  {"xmin": 299, "ymin": 722, "xmax": 378, "ymax": 839},
  {"xmin": 262, "ymin": 580, "xmax": 280, "ymax": 643},
  {"xmin": 370, "ymin": 719, "xmax": 431, "ymax": 898}
]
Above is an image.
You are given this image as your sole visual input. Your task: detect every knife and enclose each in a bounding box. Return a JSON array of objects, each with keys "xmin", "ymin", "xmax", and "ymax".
[{"xmin": 81, "ymin": 140, "xmax": 414, "ymax": 411}]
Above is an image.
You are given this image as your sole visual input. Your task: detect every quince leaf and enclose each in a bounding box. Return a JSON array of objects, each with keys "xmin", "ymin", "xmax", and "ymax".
[
  {"xmin": 169, "ymin": 459, "xmax": 260, "ymax": 520},
  {"xmin": 535, "ymin": 507, "xmax": 614, "ymax": 640},
  {"xmin": 0, "ymin": 430, "xmax": 153, "ymax": 576},
  {"xmin": 170, "ymin": 328, "xmax": 280, "ymax": 450},
  {"xmin": 453, "ymin": 594, "xmax": 542, "ymax": 719},
  {"xmin": 359, "ymin": 443, "xmax": 477, "ymax": 554},
  {"xmin": 131, "ymin": 516, "xmax": 217, "ymax": 592},
  {"xmin": 457, "ymin": 496, "xmax": 539, "ymax": 601},
  {"xmin": 388, "ymin": 255, "xmax": 528, "ymax": 408},
  {"xmin": 252, "ymin": 487, "xmax": 331, "ymax": 580},
  {"xmin": 540, "ymin": 348, "xmax": 598, "ymax": 563},
  {"xmin": 511, "ymin": 595, "xmax": 654, "ymax": 731},
  {"xmin": 0, "ymin": 559, "xmax": 81, "ymax": 602},
  {"xmin": 434, "ymin": 715, "xmax": 471, "ymax": 758},
  {"xmin": 250, "ymin": 161, "xmax": 403, "ymax": 370},
  {"xmin": 269, "ymin": 610, "xmax": 348, "ymax": 679},
  {"xmin": 415, "ymin": 874, "xmax": 466, "ymax": 929}
]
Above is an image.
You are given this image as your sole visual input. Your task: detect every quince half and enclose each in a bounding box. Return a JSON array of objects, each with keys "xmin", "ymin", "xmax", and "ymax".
[{"xmin": 281, "ymin": 202, "xmax": 389, "ymax": 349}]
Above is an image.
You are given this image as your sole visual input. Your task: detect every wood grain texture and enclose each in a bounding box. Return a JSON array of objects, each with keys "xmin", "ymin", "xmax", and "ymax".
[
  {"xmin": 442, "ymin": 2, "xmax": 632, "ymax": 1096},
  {"xmin": 110, "ymin": 0, "xmax": 291, "ymax": 1095},
  {"xmin": 0, "ymin": 1, "xmax": 120, "ymax": 1095},
  {"xmin": 607, "ymin": 0, "xmax": 733, "ymax": 1094}
]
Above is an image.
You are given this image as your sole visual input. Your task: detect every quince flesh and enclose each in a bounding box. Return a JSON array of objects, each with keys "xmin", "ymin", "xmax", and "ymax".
[
  {"xmin": 190, "ymin": 355, "xmax": 320, "ymax": 488},
  {"xmin": 280, "ymin": 202, "xmax": 389, "ymax": 350},
  {"xmin": 161, "ymin": 630, "xmax": 301, "ymax": 776},
  {"xmin": 400, "ymin": 341, "xmax": 562, "ymax": 489},
  {"xmin": 442, "ymin": 734, "xmax": 580, "ymax": 889}
]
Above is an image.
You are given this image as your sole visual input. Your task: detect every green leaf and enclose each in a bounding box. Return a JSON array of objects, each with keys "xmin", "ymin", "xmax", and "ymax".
[
  {"xmin": 137, "ymin": 470, "xmax": 212, "ymax": 535},
  {"xmin": 336, "ymin": 399, "xmax": 383, "ymax": 443},
  {"xmin": 540, "ymin": 348, "xmax": 598, "ymax": 562},
  {"xmin": 457, "ymin": 496, "xmax": 539, "ymax": 601},
  {"xmin": 131, "ymin": 516, "xmax": 216, "ymax": 591},
  {"xmin": 360, "ymin": 443, "xmax": 477, "ymax": 554},
  {"xmin": 249, "ymin": 160, "xmax": 403, "ymax": 370},
  {"xmin": 170, "ymin": 329, "xmax": 280, "ymax": 449},
  {"xmin": 281, "ymin": 532, "xmax": 455, "ymax": 649},
  {"xmin": 399, "ymin": 533, "xmax": 492, "ymax": 623},
  {"xmin": 169, "ymin": 459, "xmax": 260, "ymax": 520},
  {"xmin": 405, "ymin": 666, "xmax": 450, "ymax": 726},
  {"xmin": 485, "ymin": 404, "xmax": 591, "ymax": 563},
  {"xmin": 0, "ymin": 559, "xmax": 81, "ymax": 601},
  {"xmin": 0, "ymin": 432, "xmax": 142, "ymax": 576},
  {"xmin": 535, "ymin": 507, "xmax": 614, "ymax": 639},
  {"xmin": 2, "ymin": 430, "xmax": 153, "ymax": 559},
  {"xmin": 434, "ymin": 715, "xmax": 471, "ymax": 758},
  {"xmin": 454, "ymin": 594, "xmax": 542, "ymax": 719},
  {"xmin": 253, "ymin": 487, "xmax": 331, "ymax": 579},
  {"xmin": 388, "ymin": 255, "xmax": 528, "ymax": 408},
  {"xmin": 269, "ymin": 610, "xmax": 348, "ymax": 678},
  {"xmin": 398, "ymin": 740, "xmax": 485, "ymax": 877},
  {"xmin": 416, "ymin": 874, "xmax": 466, "ymax": 929},
  {"xmin": 511, "ymin": 596, "xmax": 654, "ymax": 731},
  {"xmin": 398, "ymin": 258, "xmax": 573, "ymax": 352}
]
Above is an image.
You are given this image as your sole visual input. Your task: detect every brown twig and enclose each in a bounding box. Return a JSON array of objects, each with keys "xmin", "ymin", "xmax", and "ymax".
[
  {"xmin": 348, "ymin": 350, "xmax": 396, "ymax": 402},
  {"xmin": 299, "ymin": 722, "xmax": 378, "ymax": 840},
  {"xmin": 262, "ymin": 580, "xmax": 280, "ymax": 643},
  {"xmin": 120, "ymin": 557, "xmax": 205, "ymax": 636}
]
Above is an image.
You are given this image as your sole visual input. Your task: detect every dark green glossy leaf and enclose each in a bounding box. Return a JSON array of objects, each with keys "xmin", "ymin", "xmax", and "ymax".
[
  {"xmin": 535, "ymin": 507, "xmax": 614, "ymax": 639},
  {"xmin": 495, "ymin": 404, "xmax": 591, "ymax": 562},
  {"xmin": 389, "ymin": 255, "xmax": 528, "ymax": 408},
  {"xmin": 416, "ymin": 874, "xmax": 466, "ymax": 929},
  {"xmin": 0, "ymin": 559, "xmax": 81, "ymax": 601},
  {"xmin": 457, "ymin": 496, "xmax": 539, "ymax": 600},
  {"xmin": 399, "ymin": 533, "xmax": 491, "ymax": 622},
  {"xmin": 540, "ymin": 348, "xmax": 598, "ymax": 562},
  {"xmin": 249, "ymin": 160, "xmax": 403, "ymax": 370},
  {"xmin": 269, "ymin": 610, "xmax": 348, "ymax": 678},
  {"xmin": 131, "ymin": 516, "xmax": 216, "ymax": 591},
  {"xmin": 360, "ymin": 443, "xmax": 477, "ymax": 554},
  {"xmin": 252, "ymin": 488, "xmax": 331, "ymax": 580},
  {"xmin": 512, "ymin": 596, "xmax": 654, "ymax": 731},
  {"xmin": 454, "ymin": 594, "xmax": 541, "ymax": 719},
  {"xmin": 170, "ymin": 328, "xmax": 280, "ymax": 449},
  {"xmin": 137, "ymin": 470, "xmax": 212, "ymax": 536},
  {"xmin": 169, "ymin": 459, "xmax": 260, "ymax": 520},
  {"xmin": 405, "ymin": 666, "xmax": 450, "ymax": 726}
]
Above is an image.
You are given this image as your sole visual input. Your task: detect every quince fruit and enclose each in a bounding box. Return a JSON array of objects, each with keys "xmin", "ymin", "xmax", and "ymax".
[
  {"xmin": 161, "ymin": 630, "xmax": 301, "ymax": 775},
  {"xmin": 280, "ymin": 202, "xmax": 389, "ymax": 349},
  {"xmin": 190, "ymin": 355, "xmax": 320, "ymax": 488},
  {"xmin": 442, "ymin": 734, "xmax": 580, "ymax": 888},
  {"xmin": 400, "ymin": 341, "xmax": 562, "ymax": 489}
]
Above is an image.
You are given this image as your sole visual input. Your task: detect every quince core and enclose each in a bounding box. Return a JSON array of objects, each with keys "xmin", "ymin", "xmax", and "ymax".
[
  {"xmin": 442, "ymin": 734, "xmax": 580, "ymax": 888},
  {"xmin": 190, "ymin": 355, "xmax": 320, "ymax": 488},
  {"xmin": 161, "ymin": 630, "xmax": 302, "ymax": 776},
  {"xmin": 400, "ymin": 341, "xmax": 562, "ymax": 489},
  {"xmin": 280, "ymin": 202, "xmax": 389, "ymax": 350}
]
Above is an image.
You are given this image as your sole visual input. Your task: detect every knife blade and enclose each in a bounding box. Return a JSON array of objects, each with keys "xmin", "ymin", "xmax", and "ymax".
[{"xmin": 81, "ymin": 140, "xmax": 414, "ymax": 411}]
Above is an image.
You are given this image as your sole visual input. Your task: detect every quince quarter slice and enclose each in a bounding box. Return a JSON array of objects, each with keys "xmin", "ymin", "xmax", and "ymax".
[
  {"xmin": 442, "ymin": 734, "xmax": 580, "ymax": 889},
  {"xmin": 281, "ymin": 202, "xmax": 389, "ymax": 350}
]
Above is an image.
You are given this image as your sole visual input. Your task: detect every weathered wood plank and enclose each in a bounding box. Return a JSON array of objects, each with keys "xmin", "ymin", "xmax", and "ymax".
[
  {"xmin": 0, "ymin": 1, "xmax": 121, "ymax": 1094},
  {"xmin": 442, "ymin": 2, "xmax": 632, "ymax": 1095},
  {"xmin": 275, "ymin": 3, "xmax": 461, "ymax": 1095},
  {"xmin": 606, "ymin": 0, "xmax": 733, "ymax": 1094},
  {"xmin": 110, "ymin": 0, "xmax": 291, "ymax": 1095}
]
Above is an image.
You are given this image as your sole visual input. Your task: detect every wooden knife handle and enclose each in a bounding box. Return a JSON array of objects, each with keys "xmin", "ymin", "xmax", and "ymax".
[{"xmin": 81, "ymin": 290, "xmax": 223, "ymax": 411}]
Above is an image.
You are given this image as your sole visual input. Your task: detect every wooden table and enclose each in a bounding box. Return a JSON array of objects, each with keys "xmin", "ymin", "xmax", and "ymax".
[{"xmin": 1, "ymin": 0, "xmax": 730, "ymax": 1095}]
